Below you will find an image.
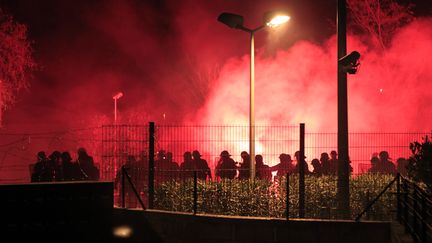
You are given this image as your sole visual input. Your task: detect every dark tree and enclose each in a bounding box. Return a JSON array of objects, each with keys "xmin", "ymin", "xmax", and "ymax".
[
  {"xmin": 0, "ymin": 8, "xmax": 36, "ymax": 125},
  {"xmin": 408, "ymin": 136, "xmax": 432, "ymax": 192}
]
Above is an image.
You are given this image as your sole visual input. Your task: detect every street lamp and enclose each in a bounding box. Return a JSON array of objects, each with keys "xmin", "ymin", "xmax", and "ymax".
[
  {"xmin": 113, "ymin": 92, "xmax": 123, "ymax": 124},
  {"xmin": 218, "ymin": 10, "xmax": 290, "ymax": 179}
]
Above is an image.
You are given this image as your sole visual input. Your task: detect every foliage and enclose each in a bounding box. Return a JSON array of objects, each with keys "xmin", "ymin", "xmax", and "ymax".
[
  {"xmin": 347, "ymin": 0, "xmax": 414, "ymax": 50},
  {"xmin": 153, "ymin": 174, "xmax": 396, "ymax": 220},
  {"xmin": 408, "ymin": 136, "xmax": 432, "ymax": 192},
  {"xmin": 0, "ymin": 9, "xmax": 36, "ymax": 122}
]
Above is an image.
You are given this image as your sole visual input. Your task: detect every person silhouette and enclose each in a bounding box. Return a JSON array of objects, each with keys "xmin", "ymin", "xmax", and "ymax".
[
  {"xmin": 271, "ymin": 153, "xmax": 296, "ymax": 178},
  {"xmin": 255, "ymin": 154, "xmax": 271, "ymax": 180},
  {"xmin": 320, "ymin": 153, "xmax": 331, "ymax": 175},
  {"xmin": 238, "ymin": 151, "xmax": 251, "ymax": 180},
  {"xmin": 31, "ymin": 151, "xmax": 50, "ymax": 182},
  {"xmin": 215, "ymin": 150, "xmax": 237, "ymax": 179},
  {"xmin": 311, "ymin": 158, "xmax": 322, "ymax": 177},
  {"xmin": 180, "ymin": 151, "xmax": 194, "ymax": 179},
  {"xmin": 192, "ymin": 150, "xmax": 211, "ymax": 180},
  {"xmin": 76, "ymin": 147, "xmax": 99, "ymax": 180}
]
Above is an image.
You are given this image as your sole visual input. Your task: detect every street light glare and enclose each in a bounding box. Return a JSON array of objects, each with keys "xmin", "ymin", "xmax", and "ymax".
[{"xmin": 266, "ymin": 15, "xmax": 290, "ymax": 28}]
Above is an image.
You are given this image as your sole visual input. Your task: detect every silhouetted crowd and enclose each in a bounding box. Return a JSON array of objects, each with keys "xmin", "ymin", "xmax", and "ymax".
[{"xmin": 31, "ymin": 147, "xmax": 100, "ymax": 182}]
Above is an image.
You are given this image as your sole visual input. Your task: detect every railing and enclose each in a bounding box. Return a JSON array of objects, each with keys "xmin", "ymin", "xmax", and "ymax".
[
  {"xmin": 400, "ymin": 176, "xmax": 432, "ymax": 243},
  {"xmin": 118, "ymin": 167, "xmax": 398, "ymax": 220}
]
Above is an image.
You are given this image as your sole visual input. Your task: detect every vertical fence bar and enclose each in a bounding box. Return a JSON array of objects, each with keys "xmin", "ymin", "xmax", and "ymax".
[
  {"xmin": 193, "ymin": 171, "xmax": 198, "ymax": 215},
  {"xmin": 421, "ymin": 192, "xmax": 427, "ymax": 243},
  {"xmin": 413, "ymin": 188, "xmax": 418, "ymax": 241},
  {"xmin": 404, "ymin": 180, "xmax": 409, "ymax": 233},
  {"xmin": 299, "ymin": 123, "xmax": 305, "ymax": 218},
  {"xmin": 286, "ymin": 173, "xmax": 290, "ymax": 220},
  {"xmin": 149, "ymin": 122, "xmax": 155, "ymax": 209},
  {"xmin": 397, "ymin": 173, "xmax": 401, "ymax": 222},
  {"xmin": 121, "ymin": 166, "xmax": 125, "ymax": 208}
]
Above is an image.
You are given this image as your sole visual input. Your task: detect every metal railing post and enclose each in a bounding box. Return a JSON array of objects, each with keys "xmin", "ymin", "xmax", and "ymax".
[
  {"xmin": 397, "ymin": 173, "xmax": 401, "ymax": 222},
  {"xmin": 403, "ymin": 180, "xmax": 409, "ymax": 233},
  {"xmin": 286, "ymin": 173, "xmax": 290, "ymax": 220},
  {"xmin": 121, "ymin": 166, "xmax": 125, "ymax": 208},
  {"xmin": 421, "ymin": 192, "xmax": 427, "ymax": 243},
  {"xmin": 413, "ymin": 188, "xmax": 418, "ymax": 240},
  {"xmin": 149, "ymin": 122, "xmax": 155, "ymax": 209},
  {"xmin": 299, "ymin": 123, "xmax": 305, "ymax": 218},
  {"xmin": 193, "ymin": 171, "xmax": 198, "ymax": 215}
]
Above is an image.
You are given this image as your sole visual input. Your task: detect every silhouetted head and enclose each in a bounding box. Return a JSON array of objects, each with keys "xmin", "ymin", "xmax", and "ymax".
[
  {"xmin": 330, "ymin": 150, "xmax": 337, "ymax": 159},
  {"xmin": 61, "ymin": 152, "xmax": 72, "ymax": 162},
  {"xmin": 240, "ymin": 151, "xmax": 250, "ymax": 160},
  {"xmin": 184, "ymin": 151, "xmax": 192, "ymax": 161},
  {"xmin": 279, "ymin": 153, "xmax": 292, "ymax": 163},
  {"xmin": 311, "ymin": 158, "xmax": 320, "ymax": 168},
  {"xmin": 192, "ymin": 150, "xmax": 201, "ymax": 159},
  {"xmin": 255, "ymin": 154, "xmax": 263, "ymax": 165},
  {"xmin": 77, "ymin": 147, "xmax": 88, "ymax": 157},
  {"xmin": 49, "ymin": 151, "xmax": 61, "ymax": 161},
  {"xmin": 220, "ymin": 150, "xmax": 231, "ymax": 158},
  {"xmin": 320, "ymin": 153, "xmax": 329, "ymax": 161},
  {"xmin": 157, "ymin": 150, "xmax": 166, "ymax": 160},
  {"xmin": 379, "ymin": 151, "xmax": 390, "ymax": 161},
  {"xmin": 37, "ymin": 151, "xmax": 47, "ymax": 161},
  {"xmin": 371, "ymin": 157, "xmax": 380, "ymax": 166}
]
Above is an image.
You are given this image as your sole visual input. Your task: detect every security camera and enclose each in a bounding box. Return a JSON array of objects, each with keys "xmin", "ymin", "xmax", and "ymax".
[{"xmin": 338, "ymin": 51, "xmax": 360, "ymax": 74}]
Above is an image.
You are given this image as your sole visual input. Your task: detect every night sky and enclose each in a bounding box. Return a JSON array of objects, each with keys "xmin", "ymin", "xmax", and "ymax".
[
  {"xmin": 0, "ymin": 0, "xmax": 431, "ymax": 181},
  {"xmin": 0, "ymin": 0, "xmax": 430, "ymax": 131}
]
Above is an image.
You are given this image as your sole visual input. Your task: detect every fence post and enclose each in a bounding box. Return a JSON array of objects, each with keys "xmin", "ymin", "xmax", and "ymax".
[
  {"xmin": 413, "ymin": 188, "xmax": 418, "ymax": 239},
  {"xmin": 299, "ymin": 123, "xmax": 305, "ymax": 218},
  {"xmin": 148, "ymin": 122, "xmax": 155, "ymax": 209},
  {"xmin": 193, "ymin": 171, "xmax": 198, "ymax": 215},
  {"xmin": 286, "ymin": 173, "xmax": 290, "ymax": 220},
  {"xmin": 121, "ymin": 166, "xmax": 125, "ymax": 208},
  {"xmin": 421, "ymin": 192, "xmax": 427, "ymax": 243},
  {"xmin": 403, "ymin": 180, "xmax": 409, "ymax": 233},
  {"xmin": 397, "ymin": 173, "xmax": 401, "ymax": 222}
]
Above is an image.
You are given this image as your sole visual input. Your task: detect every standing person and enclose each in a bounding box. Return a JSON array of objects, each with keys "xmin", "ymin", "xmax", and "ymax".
[
  {"xmin": 180, "ymin": 151, "xmax": 194, "ymax": 179},
  {"xmin": 76, "ymin": 147, "xmax": 99, "ymax": 180},
  {"xmin": 329, "ymin": 150, "xmax": 338, "ymax": 175},
  {"xmin": 166, "ymin": 151, "xmax": 179, "ymax": 180},
  {"xmin": 271, "ymin": 153, "xmax": 296, "ymax": 178},
  {"xmin": 238, "ymin": 151, "xmax": 251, "ymax": 180},
  {"xmin": 320, "ymin": 153, "xmax": 331, "ymax": 175},
  {"xmin": 311, "ymin": 158, "xmax": 322, "ymax": 177},
  {"xmin": 294, "ymin": 151, "xmax": 310, "ymax": 174},
  {"xmin": 255, "ymin": 154, "xmax": 271, "ymax": 181},
  {"xmin": 215, "ymin": 150, "xmax": 237, "ymax": 179},
  {"xmin": 48, "ymin": 151, "xmax": 63, "ymax": 181},
  {"xmin": 61, "ymin": 151, "xmax": 75, "ymax": 181},
  {"xmin": 378, "ymin": 151, "xmax": 396, "ymax": 175},
  {"xmin": 396, "ymin": 157, "xmax": 408, "ymax": 177},
  {"xmin": 31, "ymin": 151, "xmax": 50, "ymax": 182},
  {"xmin": 192, "ymin": 150, "xmax": 212, "ymax": 180}
]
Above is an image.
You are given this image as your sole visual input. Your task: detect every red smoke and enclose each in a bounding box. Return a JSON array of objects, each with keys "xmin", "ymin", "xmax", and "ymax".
[{"xmin": 0, "ymin": 1, "xmax": 431, "ymax": 181}]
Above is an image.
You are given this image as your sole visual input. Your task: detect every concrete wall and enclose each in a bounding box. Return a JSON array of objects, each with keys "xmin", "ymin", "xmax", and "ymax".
[{"xmin": 113, "ymin": 209, "xmax": 392, "ymax": 243}]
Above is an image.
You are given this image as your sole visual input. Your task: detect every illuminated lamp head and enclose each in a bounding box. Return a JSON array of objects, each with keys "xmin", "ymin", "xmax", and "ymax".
[{"xmin": 263, "ymin": 10, "xmax": 290, "ymax": 28}]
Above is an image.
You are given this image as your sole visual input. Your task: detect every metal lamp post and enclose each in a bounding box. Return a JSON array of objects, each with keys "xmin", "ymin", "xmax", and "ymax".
[{"xmin": 218, "ymin": 11, "xmax": 290, "ymax": 179}]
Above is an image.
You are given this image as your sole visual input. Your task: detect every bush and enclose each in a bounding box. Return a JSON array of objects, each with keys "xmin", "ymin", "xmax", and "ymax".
[
  {"xmin": 153, "ymin": 174, "xmax": 396, "ymax": 220},
  {"xmin": 408, "ymin": 135, "xmax": 432, "ymax": 192}
]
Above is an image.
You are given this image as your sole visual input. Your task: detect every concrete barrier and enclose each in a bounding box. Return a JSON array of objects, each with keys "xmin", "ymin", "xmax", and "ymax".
[{"xmin": 113, "ymin": 208, "xmax": 392, "ymax": 243}]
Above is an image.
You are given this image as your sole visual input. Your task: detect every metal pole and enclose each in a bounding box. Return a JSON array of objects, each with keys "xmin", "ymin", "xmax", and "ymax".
[
  {"xmin": 114, "ymin": 98, "xmax": 117, "ymax": 123},
  {"xmin": 193, "ymin": 171, "xmax": 198, "ymax": 215},
  {"xmin": 299, "ymin": 123, "xmax": 305, "ymax": 218},
  {"xmin": 397, "ymin": 173, "xmax": 401, "ymax": 222},
  {"xmin": 337, "ymin": 0, "xmax": 350, "ymax": 219},
  {"xmin": 286, "ymin": 173, "xmax": 290, "ymax": 220},
  {"xmin": 121, "ymin": 166, "xmax": 125, "ymax": 208},
  {"xmin": 250, "ymin": 31, "xmax": 256, "ymax": 180},
  {"xmin": 149, "ymin": 122, "xmax": 155, "ymax": 209}
]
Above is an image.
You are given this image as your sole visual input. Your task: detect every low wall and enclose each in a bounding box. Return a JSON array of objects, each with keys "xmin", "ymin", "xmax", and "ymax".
[{"xmin": 113, "ymin": 209, "xmax": 392, "ymax": 243}]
